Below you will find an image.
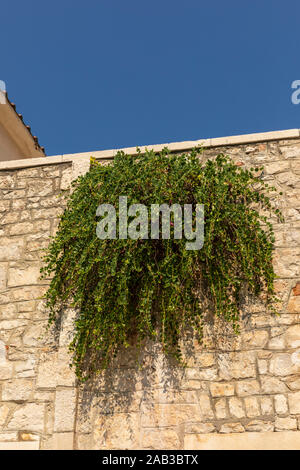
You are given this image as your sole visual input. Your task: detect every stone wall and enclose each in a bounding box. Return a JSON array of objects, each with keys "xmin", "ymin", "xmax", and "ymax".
[{"xmin": 0, "ymin": 131, "xmax": 300, "ymax": 449}]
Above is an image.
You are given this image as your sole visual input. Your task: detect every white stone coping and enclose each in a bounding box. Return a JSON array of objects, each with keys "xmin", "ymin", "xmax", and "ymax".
[
  {"xmin": 0, "ymin": 128, "xmax": 299, "ymax": 171},
  {"xmin": 184, "ymin": 431, "xmax": 300, "ymax": 450}
]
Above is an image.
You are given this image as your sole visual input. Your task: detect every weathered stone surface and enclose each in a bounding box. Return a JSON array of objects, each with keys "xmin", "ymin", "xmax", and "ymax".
[
  {"xmin": 284, "ymin": 325, "xmax": 300, "ymax": 348},
  {"xmin": 94, "ymin": 413, "xmax": 139, "ymax": 449},
  {"xmin": 0, "ymin": 362, "xmax": 13, "ymax": 380},
  {"xmin": 0, "ymin": 263, "xmax": 6, "ymax": 289},
  {"xmin": 268, "ymin": 335, "xmax": 285, "ymax": 350},
  {"xmin": 214, "ymin": 398, "xmax": 227, "ymax": 419},
  {"xmin": 242, "ymin": 330, "xmax": 269, "ymax": 348},
  {"xmin": 245, "ymin": 397, "xmax": 260, "ymax": 418},
  {"xmin": 0, "ymin": 404, "xmax": 10, "ymax": 426},
  {"xmin": 0, "ymin": 237, "xmax": 24, "ymax": 261},
  {"xmin": 264, "ymin": 161, "xmax": 290, "ymax": 175},
  {"xmin": 287, "ymin": 296, "xmax": 300, "ymax": 313},
  {"xmin": 53, "ymin": 389, "xmax": 76, "ymax": 432},
  {"xmin": 218, "ymin": 352, "xmax": 256, "ymax": 380},
  {"xmin": 198, "ymin": 393, "xmax": 214, "ymax": 420},
  {"xmin": 2, "ymin": 379, "xmax": 34, "ymax": 402},
  {"xmin": 285, "ymin": 376, "xmax": 300, "ymax": 391},
  {"xmin": 245, "ymin": 420, "xmax": 274, "ymax": 432},
  {"xmin": 228, "ymin": 397, "xmax": 245, "ymax": 418},
  {"xmin": 269, "ymin": 353, "xmax": 300, "ymax": 376},
  {"xmin": 261, "ymin": 376, "xmax": 287, "ymax": 394},
  {"xmin": 219, "ymin": 423, "xmax": 244, "ymax": 433},
  {"xmin": 236, "ymin": 380, "xmax": 260, "ymax": 397},
  {"xmin": 141, "ymin": 429, "xmax": 180, "ymax": 449},
  {"xmin": 275, "ymin": 417, "xmax": 297, "ymax": 431},
  {"xmin": 280, "ymin": 144, "xmax": 300, "ymax": 159},
  {"xmin": 36, "ymin": 353, "xmax": 57, "ymax": 389},
  {"xmin": 210, "ymin": 382, "xmax": 234, "ymax": 397},
  {"xmin": 141, "ymin": 403, "xmax": 200, "ymax": 428},
  {"xmin": 260, "ymin": 397, "xmax": 274, "ymax": 415},
  {"xmin": 288, "ymin": 391, "xmax": 300, "ymax": 414},
  {"xmin": 274, "ymin": 394, "xmax": 288, "ymax": 414},
  {"xmin": 7, "ymin": 404, "xmax": 44, "ymax": 432},
  {"xmin": 7, "ymin": 264, "xmax": 41, "ymax": 287}
]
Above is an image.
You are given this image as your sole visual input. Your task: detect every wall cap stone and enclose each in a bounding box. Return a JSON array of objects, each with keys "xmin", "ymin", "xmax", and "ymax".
[
  {"xmin": 1, "ymin": 128, "xmax": 299, "ymax": 172},
  {"xmin": 184, "ymin": 431, "xmax": 300, "ymax": 450},
  {"xmin": 0, "ymin": 440, "xmax": 40, "ymax": 450}
]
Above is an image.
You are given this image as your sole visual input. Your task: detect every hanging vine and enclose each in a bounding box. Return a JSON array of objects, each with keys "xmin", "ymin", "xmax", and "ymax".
[{"xmin": 41, "ymin": 148, "xmax": 283, "ymax": 380}]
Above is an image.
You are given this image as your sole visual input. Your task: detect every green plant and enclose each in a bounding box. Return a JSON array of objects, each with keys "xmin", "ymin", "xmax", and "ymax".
[{"xmin": 41, "ymin": 148, "xmax": 283, "ymax": 380}]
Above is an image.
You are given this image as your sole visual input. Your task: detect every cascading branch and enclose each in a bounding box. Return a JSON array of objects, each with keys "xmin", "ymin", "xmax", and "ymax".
[{"xmin": 41, "ymin": 148, "xmax": 283, "ymax": 381}]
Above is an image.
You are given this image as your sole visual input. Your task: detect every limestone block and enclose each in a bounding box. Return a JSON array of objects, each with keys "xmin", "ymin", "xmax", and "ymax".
[
  {"xmin": 244, "ymin": 421, "xmax": 274, "ymax": 432},
  {"xmin": 285, "ymin": 376, "xmax": 300, "ymax": 391},
  {"xmin": 141, "ymin": 403, "xmax": 200, "ymax": 427},
  {"xmin": 273, "ymin": 249, "xmax": 300, "ymax": 277},
  {"xmin": 0, "ymin": 432, "xmax": 18, "ymax": 441},
  {"xmin": 244, "ymin": 397, "xmax": 260, "ymax": 418},
  {"xmin": 36, "ymin": 352, "xmax": 58, "ymax": 389},
  {"xmin": 60, "ymin": 168, "xmax": 72, "ymax": 190},
  {"xmin": 2, "ymin": 379, "xmax": 34, "ymax": 401},
  {"xmin": 27, "ymin": 180, "xmax": 53, "ymax": 197},
  {"xmin": 0, "ymin": 263, "xmax": 7, "ymax": 289},
  {"xmin": 198, "ymin": 393, "xmax": 214, "ymax": 420},
  {"xmin": 185, "ymin": 422, "xmax": 215, "ymax": 434},
  {"xmin": 219, "ymin": 423, "xmax": 245, "ymax": 433},
  {"xmin": 261, "ymin": 376, "xmax": 287, "ymax": 393},
  {"xmin": 0, "ymin": 404, "xmax": 10, "ymax": 426},
  {"xmin": 0, "ymin": 237, "xmax": 24, "ymax": 261},
  {"xmin": 7, "ymin": 403, "xmax": 45, "ymax": 432},
  {"xmin": 0, "ymin": 175, "xmax": 15, "ymax": 189},
  {"xmin": 274, "ymin": 394, "xmax": 288, "ymax": 414},
  {"xmin": 185, "ymin": 367, "xmax": 218, "ymax": 381},
  {"xmin": 284, "ymin": 325, "xmax": 300, "ymax": 347},
  {"xmin": 228, "ymin": 397, "xmax": 245, "ymax": 419},
  {"xmin": 153, "ymin": 389, "xmax": 198, "ymax": 404},
  {"xmin": 141, "ymin": 429, "xmax": 180, "ymax": 449},
  {"xmin": 9, "ymin": 220, "xmax": 50, "ymax": 236},
  {"xmin": 214, "ymin": 398, "xmax": 227, "ymax": 419},
  {"xmin": 94, "ymin": 413, "xmax": 139, "ymax": 450},
  {"xmin": 268, "ymin": 335, "xmax": 285, "ymax": 350},
  {"xmin": 0, "ymin": 362, "xmax": 13, "ymax": 380},
  {"xmin": 210, "ymin": 382, "xmax": 234, "ymax": 397},
  {"xmin": 258, "ymin": 359, "xmax": 268, "ymax": 374},
  {"xmin": 7, "ymin": 264, "xmax": 41, "ymax": 287},
  {"xmin": 53, "ymin": 388, "xmax": 76, "ymax": 432},
  {"xmin": 236, "ymin": 380, "xmax": 260, "ymax": 396},
  {"xmin": 264, "ymin": 161, "xmax": 290, "ymax": 174},
  {"xmin": 23, "ymin": 322, "xmax": 46, "ymax": 347},
  {"xmin": 218, "ymin": 352, "xmax": 256, "ymax": 380},
  {"xmin": 0, "ymin": 200, "xmax": 11, "ymax": 212},
  {"xmin": 280, "ymin": 144, "xmax": 300, "ymax": 159},
  {"xmin": 275, "ymin": 417, "xmax": 297, "ymax": 431},
  {"xmin": 260, "ymin": 396, "xmax": 274, "ymax": 415},
  {"xmin": 269, "ymin": 353, "xmax": 300, "ymax": 376},
  {"xmin": 288, "ymin": 391, "xmax": 300, "ymax": 414}
]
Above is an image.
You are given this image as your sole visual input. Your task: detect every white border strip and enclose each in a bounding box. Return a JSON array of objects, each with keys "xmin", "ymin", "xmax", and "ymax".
[{"xmin": 0, "ymin": 128, "xmax": 299, "ymax": 171}]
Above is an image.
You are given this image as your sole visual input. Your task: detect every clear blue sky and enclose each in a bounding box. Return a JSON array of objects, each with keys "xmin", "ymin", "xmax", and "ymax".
[{"xmin": 1, "ymin": 0, "xmax": 300, "ymax": 156}]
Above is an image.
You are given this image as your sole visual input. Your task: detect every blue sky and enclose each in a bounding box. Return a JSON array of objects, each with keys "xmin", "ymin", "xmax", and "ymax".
[{"xmin": 1, "ymin": 0, "xmax": 300, "ymax": 156}]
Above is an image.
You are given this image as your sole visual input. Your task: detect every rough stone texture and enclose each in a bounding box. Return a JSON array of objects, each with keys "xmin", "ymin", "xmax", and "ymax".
[{"xmin": 0, "ymin": 139, "xmax": 300, "ymax": 449}]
